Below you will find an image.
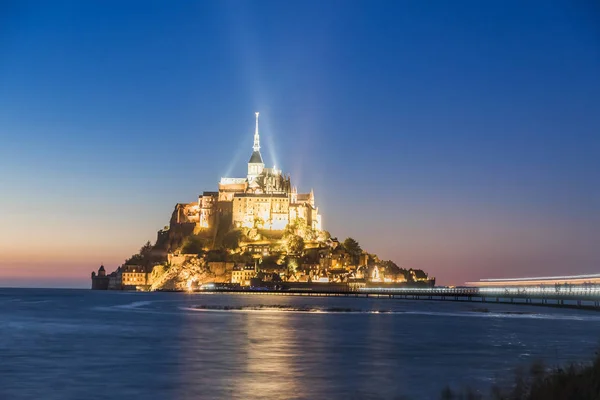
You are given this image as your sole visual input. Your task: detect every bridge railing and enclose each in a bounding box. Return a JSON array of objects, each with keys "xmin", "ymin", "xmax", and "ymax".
[
  {"xmin": 479, "ymin": 286, "xmax": 600, "ymax": 297},
  {"xmin": 358, "ymin": 287, "xmax": 479, "ymax": 295},
  {"xmin": 359, "ymin": 285, "xmax": 600, "ymax": 298}
]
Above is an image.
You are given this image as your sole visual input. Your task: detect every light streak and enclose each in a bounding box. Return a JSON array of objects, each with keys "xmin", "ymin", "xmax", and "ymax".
[
  {"xmin": 479, "ymin": 274, "xmax": 600, "ymax": 282},
  {"xmin": 358, "ymin": 285, "xmax": 600, "ymax": 297}
]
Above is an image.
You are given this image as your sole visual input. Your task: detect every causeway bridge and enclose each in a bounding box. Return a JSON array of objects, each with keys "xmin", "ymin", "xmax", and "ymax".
[{"xmin": 200, "ymin": 285, "xmax": 600, "ymax": 310}]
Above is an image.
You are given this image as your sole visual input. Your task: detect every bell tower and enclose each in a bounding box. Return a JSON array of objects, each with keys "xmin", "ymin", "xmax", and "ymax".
[{"xmin": 247, "ymin": 112, "xmax": 265, "ymax": 182}]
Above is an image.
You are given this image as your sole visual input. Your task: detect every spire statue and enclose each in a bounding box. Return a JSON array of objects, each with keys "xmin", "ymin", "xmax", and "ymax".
[
  {"xmin": 248, "ymin": 112, "xmax": 265, "ymax": 182},
  {"xmin": 253, "ymin": 112, "xmax": 260, "ymax": 152}
]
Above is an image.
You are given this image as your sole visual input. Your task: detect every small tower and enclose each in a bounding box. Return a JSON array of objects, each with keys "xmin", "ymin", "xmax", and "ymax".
[{"xmin": 247, "ymin": 112, "xmax": 265, "ymax": 182}]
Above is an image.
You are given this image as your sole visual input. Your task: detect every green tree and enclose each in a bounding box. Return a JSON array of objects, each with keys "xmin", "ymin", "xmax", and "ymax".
[
  {"xmin": 317, "ymin": 230, "xmax": 331, "ymax": 242},
  {"xmin": 230, "ymin": 252, "xmax": 254, "ymax": 264},
  {"xmin": 286, "ymin": 234, "xmax": 305, "ymax": 254},
  {"xmin": 343, "ymin": 237, "xmax": 362, "ymax": 265},
  {"xmin": 284, "ymin": 218, "xmax": 316, "ymax": 241},
  {"xmin": 125, "ymin": 241, "xmax": 154, "ymax": 266},
  {"xmin": 181, "ymin": 235, "xmax": 205, "ymax": 255},
  {"xmin": 222, "ymin": 230, "xmax": 243, "ymax": 251},
  {"xmin": 205, "ymin": 249, "xmax": 227, "ymax": 262},
  {"xmin": 139, "ymin": 241, "xmax": 153, "ymax": 258},
  {"xmin": 260, "ymin": 254, "xmax": 280, "ymax": 270},
  {"xmin": 287, "ymin": 257, "xmax": 299, "ymax": 274},
  {"xmin": 124, "ymin": 254, "xmax": 143, "ymax": 265},
  {"xmin": 302, "ymin": 248, "xmax": 321, "ymax": 264}
]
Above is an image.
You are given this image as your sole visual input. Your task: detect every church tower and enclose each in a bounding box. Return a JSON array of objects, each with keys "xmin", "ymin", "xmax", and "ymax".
[{"xmin": 247, "ymin": 112, "xmax": 265, "ymax": 182}]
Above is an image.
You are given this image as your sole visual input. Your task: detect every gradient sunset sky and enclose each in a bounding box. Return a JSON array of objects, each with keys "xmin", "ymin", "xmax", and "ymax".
[{"xmin": 1, "ymin": 1, "xmax": 599, "ymax": 287}]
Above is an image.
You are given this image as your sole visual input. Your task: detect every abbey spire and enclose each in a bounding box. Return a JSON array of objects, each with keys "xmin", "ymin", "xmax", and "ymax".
[
  {"xmin": 247, "ymin": 111, "xmax": 264, "ymax": 181},
  {"xmin": 253, "ymin": 111, "xmax": 260, "ymax": 152}
]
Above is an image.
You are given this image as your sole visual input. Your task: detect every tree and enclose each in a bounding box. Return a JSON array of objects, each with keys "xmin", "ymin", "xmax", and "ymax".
[
  {"xmin": 222, "ymin": 230, "xmax": 242, "ymax": 251},
  {"xmin": 286, "ymin": 257, "xmax": 299, "ymax": 274},
  {"xmin": 302, "ymin": 248, "xmax": 321, "ymax": 264},
  {"xmin": 317, "ymin": 230, "xmax": 331, "ymax": 242},
  {"xmin": 343, "ymin": 237, "xmax": 362, "ymax": 265},
  {"xmin": 124, "ymin": 254, "xmax": 143, "ymax": 265},
  {"xmin": 260, "ymin": 254, "xmax": 280, "ymax": 270},
  {"xmin": 284, "ymin": 218, "xmax": 316, "ymax": 241},
  {"xmin": 139, "ymin": 241, "xmax": 153, "ymax": 258},
  {"xmin": 181, "ymin": 235, "xmax": 205, "ymax": 255},
  {"xmin": 125, "ymin": 241, "xmax": 155, "ymax": 266},
  {"xmin": 230, "ymin": 252, "xmax": 254, "ymax": 264},
  {"xmin": 205, "ymin": 249, "xmax": 227, "ymax": 262},
  {"xmin": 286, "ymin": 234, "xmax": 305, "ymax": 254}
]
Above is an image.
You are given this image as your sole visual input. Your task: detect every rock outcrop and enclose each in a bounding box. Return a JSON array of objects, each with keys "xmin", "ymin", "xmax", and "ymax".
[{"xmin": 150, "ymin": 257, "xmax": 214, "ymax": 291}]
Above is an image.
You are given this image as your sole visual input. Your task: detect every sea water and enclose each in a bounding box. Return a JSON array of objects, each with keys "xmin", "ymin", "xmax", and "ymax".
[{"xmin": 1, "ymin": 288, "xmax": 599, "ymax": 399}]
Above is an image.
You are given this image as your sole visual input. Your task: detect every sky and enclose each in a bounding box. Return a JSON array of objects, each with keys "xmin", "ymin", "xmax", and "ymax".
[{"xmin": 1, "ymin": 1, "xmax": 599, "ymax": 287}]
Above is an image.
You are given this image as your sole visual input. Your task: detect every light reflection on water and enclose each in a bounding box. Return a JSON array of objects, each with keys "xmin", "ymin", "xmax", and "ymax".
[
  {"xmin": 1, "ymin": 289, "xmax": 599, "ymax": 400},
  {"xmin": 177, "ymin": 311, "xmax": 304, "ymax": 399}
]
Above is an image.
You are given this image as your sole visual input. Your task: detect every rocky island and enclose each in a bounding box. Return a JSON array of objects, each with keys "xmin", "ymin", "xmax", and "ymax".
[{"xmin": 91, "ymin": 113, "xmax": 434, "ymax": 291}]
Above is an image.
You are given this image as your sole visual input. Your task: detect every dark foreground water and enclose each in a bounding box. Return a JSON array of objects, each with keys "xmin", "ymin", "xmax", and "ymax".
[{"xmin": 1, "ymin": 289, "xmax": 599, "ymax": 400}]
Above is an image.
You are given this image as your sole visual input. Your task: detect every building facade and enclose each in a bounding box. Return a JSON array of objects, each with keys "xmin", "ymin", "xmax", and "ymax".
[
  {"xmin": 231, "ymin": 265, "xmax": 257, "ymax": 286},
  {"xmin": 121, "ymin": 265, "xmax": 147, "ymax": 288},
  {"xmin": 91, "ymin": 265, "xmax": 109, "ymax": 290},
  {"xmin": 174, "ymin": 112, "xmax": 322, "ymax": 233}
]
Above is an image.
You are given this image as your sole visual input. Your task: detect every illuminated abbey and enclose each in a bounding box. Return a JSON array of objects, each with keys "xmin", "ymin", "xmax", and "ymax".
[
  {"xmin": 91, "ymin": 112, "xmax": 436, "ymax": 291},
  {"xmin": 174, "ymin": 113, "xmax": 322, "ymax": 232}
]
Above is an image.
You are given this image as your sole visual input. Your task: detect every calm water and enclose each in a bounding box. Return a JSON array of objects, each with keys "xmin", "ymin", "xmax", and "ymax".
[{"xmin": 1, "ymin": 289, "xmax": 599, "ymax": 399}]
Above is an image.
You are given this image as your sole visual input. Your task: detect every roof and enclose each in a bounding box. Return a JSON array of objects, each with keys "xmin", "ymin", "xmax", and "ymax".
[
  {"xmin": 122, "ymin": 265, "xmax": 143, "ymax": 272},
  {"xmin": 297, "ymin": 194, "xmax": 310, "ymax": 201},
  {"xmin": 234, "ymin": 193, "xmax": 288, "ymax": 198},
  {"xmin": 248, "ymin": 151, "xmax": 264, "ymax": 164}
]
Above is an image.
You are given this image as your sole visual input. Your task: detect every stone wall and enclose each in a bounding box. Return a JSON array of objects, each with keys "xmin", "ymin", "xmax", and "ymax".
[
  {"xmin": 168, "ymin": 253, "xmax": 200, "ymax": 266},
  {"xmin": 207, "ymin": 262, "xmax": 236, "ymax": 276}
]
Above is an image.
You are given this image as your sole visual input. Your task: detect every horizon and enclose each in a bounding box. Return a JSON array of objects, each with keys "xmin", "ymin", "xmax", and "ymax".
[{"xmin": 1, "ymin": 1, "xmax": 599, "ymax": 288}]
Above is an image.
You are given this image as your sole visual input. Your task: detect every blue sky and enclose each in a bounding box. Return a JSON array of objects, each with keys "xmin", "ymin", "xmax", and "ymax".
[{"xmin": 1, "ymin": 1, "xmax": 599, "ymax": 287}]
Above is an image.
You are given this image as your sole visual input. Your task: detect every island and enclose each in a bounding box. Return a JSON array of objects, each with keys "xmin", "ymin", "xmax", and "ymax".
[{"xmin": 91, "ymin": 113, "xmax": 434, "ymax": 292}]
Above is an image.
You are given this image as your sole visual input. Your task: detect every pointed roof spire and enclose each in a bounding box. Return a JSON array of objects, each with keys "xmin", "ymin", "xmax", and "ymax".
[{"xmin": 253, "ymin": 112, "xmax": 260, "ymax": 152}]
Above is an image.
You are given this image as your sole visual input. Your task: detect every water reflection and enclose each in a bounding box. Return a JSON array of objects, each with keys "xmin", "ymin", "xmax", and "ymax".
[
  {"xmin": 2, "ymin": 290, "xmax": 599, "ymax": 400},
  {"xmin": 233, "ymin": 313, "xmax": 302, "ymax": 399},
  {"xmin": 176, "ymin": 308, "xmax": 303, "ymax": 399}
]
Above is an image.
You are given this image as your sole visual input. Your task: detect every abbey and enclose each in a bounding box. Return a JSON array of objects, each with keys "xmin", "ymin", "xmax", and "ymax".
[{"xmin": 174, "ymin": 113, "xmax": 322, "ymax": 232}]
